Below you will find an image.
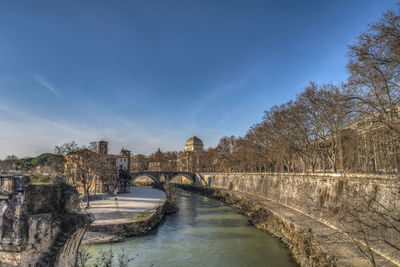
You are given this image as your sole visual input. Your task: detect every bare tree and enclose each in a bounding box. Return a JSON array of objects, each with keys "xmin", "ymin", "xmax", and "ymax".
[
  {"xmin": 298, "ymin": 83, "xmax": 350, "ymax": 172},
  {"xmin": 88, "ymin": 141, "xmax": 98, "ymax": 152},
  {"xmin": 65, "ymin": 149, "xmax": 109, "ymax": 208},
  {"xmin": 347, "ymin": 8, "xmax": 400, "ymax": 172},
  {"xmin": 54, "ymin": 141, "xmax": 82, "ymax": 156},
  {"xmin": 336, "ymin": 187, "xmax": 400, "ymax": 266},
  {"xmin": 121, "ymin": 8, "xmax": 400, "ymax": 175},
  {"xmin": 4, "ymin": 155, "xmax": 18, "ymax": 161}
]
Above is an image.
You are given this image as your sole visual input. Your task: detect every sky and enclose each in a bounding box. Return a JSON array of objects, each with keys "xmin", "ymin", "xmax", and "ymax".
[{"xmin": 0, "ymin": 0, "xmax": 398, "ymax": 158}]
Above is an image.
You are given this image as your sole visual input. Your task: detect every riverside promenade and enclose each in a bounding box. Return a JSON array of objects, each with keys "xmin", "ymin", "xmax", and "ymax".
[{"xmin": 82, "ymin": 186, "xmax": 166, "ymax": 244}]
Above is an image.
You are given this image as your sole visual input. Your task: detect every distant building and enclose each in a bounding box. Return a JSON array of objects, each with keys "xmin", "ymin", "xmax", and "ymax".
[
  {"xmin": 119, "ymin": 148, "xmax": 131, "ymax": 173},
  {"xmin": 96, "ymin": 141, "xmax": 131, "ymax": 173},
  {"xmin": 115, "ymin": 154, "xmax": 129, "ymax": 173},
  {"xmin": 144, "ymin": 138, "xmax": 206, "ymax": 172},
  {"xmin": 131, "ymin": 154, "xmax": 148, "ymax": 172},
  {"xmin": 98, "ymin": 140, "xmax": 108, "ymax": 155},
  {"xmin": 185, "ymin": 136, "xmax": 204, "ymax": 152},
  {"xmin": 148, "ymin": 148, "xmax": 164, "ymax": 171}
]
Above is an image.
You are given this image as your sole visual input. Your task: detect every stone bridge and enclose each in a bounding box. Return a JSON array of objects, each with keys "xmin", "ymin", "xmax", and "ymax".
[{"xmin": 130, "ymin": 171, "xmax": 206, "ymax": 185}]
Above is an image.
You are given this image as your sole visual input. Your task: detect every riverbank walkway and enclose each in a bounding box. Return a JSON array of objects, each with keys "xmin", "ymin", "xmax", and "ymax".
[{"xmin": 82, "ymin": 186, "xmax": 166, "ymax": 245}]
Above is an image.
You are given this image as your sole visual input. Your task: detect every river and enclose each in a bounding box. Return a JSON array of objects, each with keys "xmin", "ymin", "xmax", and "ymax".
[{"xmin": 87, "ymin": 189, "xmax": 298, "ymax": 267}]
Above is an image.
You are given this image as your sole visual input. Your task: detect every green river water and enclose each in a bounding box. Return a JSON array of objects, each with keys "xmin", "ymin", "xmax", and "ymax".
[{"xmin": 87, "ymin": 189, "xmax": 298, "ymax": 267}]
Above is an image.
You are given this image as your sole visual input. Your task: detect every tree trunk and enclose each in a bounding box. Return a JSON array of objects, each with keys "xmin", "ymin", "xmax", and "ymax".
[{"xmin": 86, "ymin": 187, "xmax": 90, "ymax": 208}]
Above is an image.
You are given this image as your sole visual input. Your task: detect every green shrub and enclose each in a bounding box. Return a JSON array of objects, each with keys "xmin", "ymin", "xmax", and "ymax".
[{"xmin": 17, "ymin": 153, "xmax": 53, "ymax": 170}]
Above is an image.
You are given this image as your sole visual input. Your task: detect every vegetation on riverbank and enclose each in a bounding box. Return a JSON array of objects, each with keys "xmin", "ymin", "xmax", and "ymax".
[
  {"xmin": 133, "ymin": 210, "xmax": 153, "ymax": 221},
  {"xmin": 77, "ymin": 246, "xmax": 136, "ymax": 267}
]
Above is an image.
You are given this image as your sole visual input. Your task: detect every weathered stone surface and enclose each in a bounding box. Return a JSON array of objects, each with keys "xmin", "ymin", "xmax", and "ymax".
[
  {"xmin": 88, "ymin": 202, "xmax": 166, "ymax": 237},
  {"xmin": 199, "ymin": 173, "xmax": 400, "ymax": 266},
  {"xmin": 130, "ymin": 171, "xmax": 198, "ymax": 185},
  {"xmin": 180, "ymin": 184, "xmax": 397, "ymax": 266},
  {"xmin": 80, "ymin": 231, "xmax": 125, "ymax": 246},
  {"xmin": 0, "ymin": 176, "xmax": 93, "ymax": 267}
]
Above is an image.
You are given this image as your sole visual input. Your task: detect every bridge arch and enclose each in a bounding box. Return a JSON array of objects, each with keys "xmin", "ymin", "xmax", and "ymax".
[
  {"xmin": 130, "ymin": 171, "xmax": 199, "ymax": 185},
  {"xmin": 131, "ymin": 173, "xmax": 160, "ymax": 185},
  {"xmin": 168, "ymin": 173, "xmax": 195, "ymax": 184}
]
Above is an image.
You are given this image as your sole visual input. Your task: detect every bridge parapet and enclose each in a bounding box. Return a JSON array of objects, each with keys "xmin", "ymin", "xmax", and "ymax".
[{"xmin": 130, "ymin": 171, "xmax": 206, "ymax": 185}]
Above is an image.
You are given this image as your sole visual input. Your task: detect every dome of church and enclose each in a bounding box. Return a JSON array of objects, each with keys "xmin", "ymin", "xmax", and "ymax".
[
  {"xmin": 185, "ymin": 136, "xmax": 204, "ymax": 151},
  {"xmin": 185, "ymin": 136, "xmax": 203, "ymax": 146}
]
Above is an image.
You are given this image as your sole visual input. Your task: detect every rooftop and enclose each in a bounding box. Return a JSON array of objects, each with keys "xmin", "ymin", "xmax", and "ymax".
[{"xmin": 185, "ymin": 136, "xmax": 203, "ymax": 146}]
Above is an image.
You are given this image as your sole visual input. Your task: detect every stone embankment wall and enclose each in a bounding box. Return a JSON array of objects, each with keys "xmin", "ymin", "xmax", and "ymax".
[
  {"xmin": 0, "ymin": 176, "xmax": 93, "ymax": 267},
  {"xmin": 198, "ymin": 173, "xmax": 400, "ymax": 266},
  {"xmin": 200, "ymin": 173, "xmax": 399, "ymax": 220},
  {"xmin": 179, "ymin": 185, "xmax": 336, "ymax": 266}
]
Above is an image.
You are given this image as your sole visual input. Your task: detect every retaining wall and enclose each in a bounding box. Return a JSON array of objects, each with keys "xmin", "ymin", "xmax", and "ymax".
[
  {"xmin": 199, "ymin": 173, "xmax": 400, "ymax": 266},
  {"xmin": 88, "ymin": 201, "xmax": 166, "ymax": 237}
]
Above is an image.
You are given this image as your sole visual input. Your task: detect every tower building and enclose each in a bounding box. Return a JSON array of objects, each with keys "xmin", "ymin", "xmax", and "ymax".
[{"xmin": 98, "ymin": 140, "xmax": 108, "ymax": 155}]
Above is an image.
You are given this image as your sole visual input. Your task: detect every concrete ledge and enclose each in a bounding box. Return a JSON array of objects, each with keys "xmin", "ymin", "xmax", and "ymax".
[{"xmin": 88, "ymin": 202, "xmax": 166, "ymax": 237}]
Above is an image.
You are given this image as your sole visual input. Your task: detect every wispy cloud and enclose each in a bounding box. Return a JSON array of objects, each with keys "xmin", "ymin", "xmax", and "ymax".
[
  {"xmin": 0, "ymin": 101, "xmax": 188, "ymax": 159},
  {"xmin": 33, "ymin": 74, "xmax": 61, "ymax": 97}
]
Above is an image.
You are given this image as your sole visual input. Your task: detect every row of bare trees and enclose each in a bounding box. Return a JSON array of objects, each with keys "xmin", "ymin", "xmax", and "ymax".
[
  {"xmin": 212, "ymin": 10, "xmax": 400, "ymax": 264},
  {"xmin": 171, "ymin": 8, "xmax": 400, "ymax": 174},
  {"xmin": 136, "ymin": 8, "xmax": 400, "ymax": 175},
  {"xmin": 209, "ymin": 83, "xmax": 351, "ymax": 173}
]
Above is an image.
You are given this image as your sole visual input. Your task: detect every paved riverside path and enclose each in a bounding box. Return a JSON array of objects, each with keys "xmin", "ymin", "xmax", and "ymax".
[
  {"xmin": 82, "ymin": 186, "xmax": 166, "ymax": 245},
  {"xmin": 88, "ymin": 186, "xmax": 166, "ymax": 225}
]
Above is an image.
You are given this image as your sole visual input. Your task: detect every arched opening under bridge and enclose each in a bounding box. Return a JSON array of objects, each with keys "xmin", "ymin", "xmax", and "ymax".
[
  {"xmin": 132, "ymin": 174, "xmax": 159, "ymax": 187},
  {"xmin": 169, "ymin": 174, "xmax": 194, "ymax": 185}
]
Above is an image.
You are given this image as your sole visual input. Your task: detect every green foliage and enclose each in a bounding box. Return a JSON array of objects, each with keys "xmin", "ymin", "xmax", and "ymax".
[
  {"xmin": 119, "ymin": 169, "xmax": 131, "ymax": 181},
  {"xmin": 134, "ymin": 210, "xmax": 153, "ymax": 221},
  {"xmin": 16, "ymin": 153, "xmax": 53, "ymax": 170}
]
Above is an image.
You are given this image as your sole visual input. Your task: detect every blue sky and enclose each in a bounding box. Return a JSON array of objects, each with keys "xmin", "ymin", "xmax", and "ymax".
[{"xmin": 0, "ymin": 0, "xmax": 397, "ymax": 158}]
